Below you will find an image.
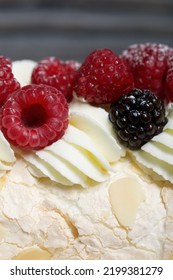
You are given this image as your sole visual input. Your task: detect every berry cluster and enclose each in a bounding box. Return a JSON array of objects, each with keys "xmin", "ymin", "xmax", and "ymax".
[
  {"xmin": 0, "ymin": 42, "xmax": 172, "ymax": 151},
  {"xmin": 72, "ymin": 44, "xmax": 172, "ymax": 149},
  {"xmin": 0, "ymin": 56, "xmax": 77, "ymax": 150},
  {"xmin": 73, "ymin": 44, "xmax": 173, "ymax": 104}
]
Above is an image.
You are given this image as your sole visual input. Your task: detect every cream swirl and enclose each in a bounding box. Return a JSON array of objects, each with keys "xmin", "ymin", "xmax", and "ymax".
[
  {"xmin": 12, "ymin": 60, "xmax": 37, "ymax": 87},
  {"xmin": 134, "ymin": 104, "xmax": 173, "ymax": 183},
  {"xmin": 18, "ymin": 101, "xmax": 126, "ymax": 187},
  {"xmin": 0, "ymin": 131, "xmax": 16, "ymax": 176}
]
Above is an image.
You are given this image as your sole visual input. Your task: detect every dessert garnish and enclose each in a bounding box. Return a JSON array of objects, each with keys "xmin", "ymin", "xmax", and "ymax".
[
  {"xmin": 109, "ymin": 89, "xmax": 168, "ymax": 150},
  {"xmin": 165, "ymin": 56, "xmax": 173, "ymax": 102},
  {"xmin": 0, "ymin": 84, "xmax": 69, "ymax": 150},
  {"xmin": 122, "ymin": 43, "xmax": 173, "ymax": 100},
  {"xmin": 109, "ymin": 176, "xmax": 145, "ymax": 228},
  {"xmin": 0, "ymin": 55, "xmax": 11, "ymax": 67},
  {"xmin": 0, "ymin": 56, "xmax": 20, "ymax": 107},
  {"xmin": 74, "ymin": 48, "xmax": 134, "ymax": 104},
  {"xmin": 31, "ymin": 57, "xmax": 79, "ymax": 102}
]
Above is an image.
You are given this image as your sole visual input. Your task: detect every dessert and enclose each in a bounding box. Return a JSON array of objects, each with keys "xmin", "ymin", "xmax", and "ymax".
[{"xmin": 0, "ymin": 43, "xmax": 173, "ymax": 260}]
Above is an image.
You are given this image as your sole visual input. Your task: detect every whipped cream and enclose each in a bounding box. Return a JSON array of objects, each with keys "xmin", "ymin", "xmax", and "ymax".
[
  {"xmin": 134, "ymin": 104, "xmax": 173, "ymax": 183},
  {"xmin": 12, "ymin": 60, "xmax": 37, "ymax": 87},
  {"xmin": 18, "ymin": 101, "xmax": 125, "ymax": 187},
  {"xmin": 0, "ymin": 131, "xmax": 16, "ymax": 176}
]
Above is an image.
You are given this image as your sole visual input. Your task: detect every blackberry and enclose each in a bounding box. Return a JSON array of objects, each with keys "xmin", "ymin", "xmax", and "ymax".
[{"xmin": 109, "ymin": 89, "xmax": 168, "ymax": 150}]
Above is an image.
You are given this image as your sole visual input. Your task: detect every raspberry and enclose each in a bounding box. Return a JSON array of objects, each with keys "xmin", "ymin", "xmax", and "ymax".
[
  {"xmin": 0, "ymin": 84, "xmax": 69, "ymax": 150},
  {"xmin": 0, "ymin": 56, "xmax": 20, "ymax": 107},
  {"xmin": 122, "ymin": 43, "xmax": 173, "ymax": 99},
  {"xmin": 0, "ymin": 56, "xmax": 11, "ymax": 67},
  {"xmin": 109, "ymin": 89, "xmax": 167, "ymax": 150},
  {"xmin": 74, "ymin": 48, "xmax": 134, "ymax": 104},
  {"xmin": 165, "ymin": 56, "xmax": 173, "ymax": 102},
  {"xmin": 31, "ymin": 57, "xmax": 79, "ymax": 102}
]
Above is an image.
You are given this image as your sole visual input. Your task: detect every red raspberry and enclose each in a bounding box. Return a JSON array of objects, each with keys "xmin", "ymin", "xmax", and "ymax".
[
  {"xmin": 0, "ymin": 84, "xmax": 69, "ymax": 150},
  {"xmin": 0, "ymin": 56, "xmax": 11, "ymax": 67},
  {"xmin": 0, "ymin": 56, "xmax": 20, "ymax": 107},
  {"xmin": 74, "ymin": 48, "xmax": 134, "ymax": 104},
  {"xmin": 122, "ymin": 43, "xmax": 173, "ymax": 99},
  {"xmin": 31, "ymin": 57, "xmax": 79, "ymax": 102},
  {"xmin": 165, "ymin": 56, "xmax": 173, "ymax": 102}
]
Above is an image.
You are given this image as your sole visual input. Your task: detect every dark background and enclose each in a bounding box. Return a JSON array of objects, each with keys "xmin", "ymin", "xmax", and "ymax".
[{"xmin": 0, "ymin": 0, "xmax": 173, "ymax": 62}]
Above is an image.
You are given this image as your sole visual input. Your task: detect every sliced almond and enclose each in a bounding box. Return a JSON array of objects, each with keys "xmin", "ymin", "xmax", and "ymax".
[
  {"xmin": 12, "ymin": 247, "xmax": 51, "ymax": 260},
  {"xmin": 109, "ymin": 176, "xmax": 145, "ymax": 228}
]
